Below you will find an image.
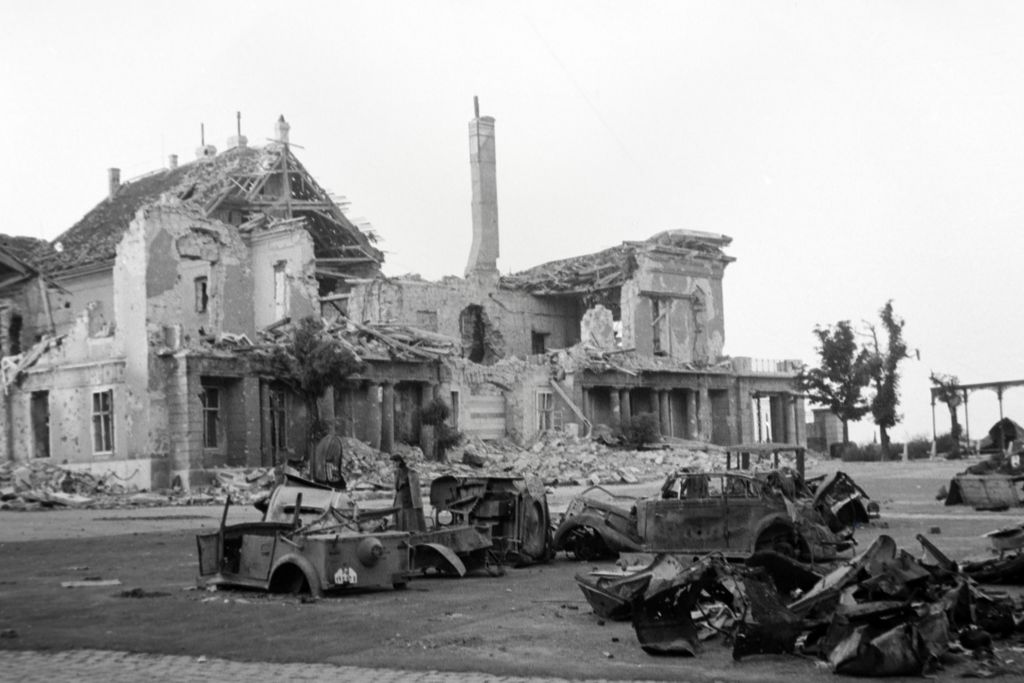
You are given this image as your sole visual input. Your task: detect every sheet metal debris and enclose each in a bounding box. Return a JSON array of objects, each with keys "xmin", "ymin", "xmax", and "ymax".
[{"xmin": 573, "ymin": 534, "xmax": 1024, "ymax": 677}]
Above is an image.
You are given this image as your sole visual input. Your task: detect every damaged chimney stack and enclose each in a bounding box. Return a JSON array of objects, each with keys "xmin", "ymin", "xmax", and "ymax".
[
  {"xmin": 464, "ymin": 96, "xmax": 499, "ymax": 279},
  {"xmin": 227, "ymin": 111, "xmax": 248, "ymax": 149},
  {"xmin": 168, "ymin": 154, "xmax": 178, "ymax": 170},
  {"xmin": 108, "ymin": 167, "xmax": 121, "ymax": 199}
]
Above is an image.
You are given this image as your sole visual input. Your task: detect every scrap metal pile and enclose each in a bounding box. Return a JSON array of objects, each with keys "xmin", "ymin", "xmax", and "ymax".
[{"xmin": 575, "ymin": 535, "xmax": 1024, "ymax": 677}]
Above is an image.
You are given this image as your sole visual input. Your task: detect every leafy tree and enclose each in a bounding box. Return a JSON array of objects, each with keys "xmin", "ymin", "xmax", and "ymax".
[
  {"xmin": 796, "ymin": 320, "xmax": 872, "ymax": 445},
  {"xmin": 929, "ymin": 372, "xmax": 963, "ymax": 457},
  {"xmin": 865, "ymin": 301, "xmax": 911, "ymax": 458},
  {"xmin": 264, "ymin": 316, "xmax": 364, "ymax": 453}
]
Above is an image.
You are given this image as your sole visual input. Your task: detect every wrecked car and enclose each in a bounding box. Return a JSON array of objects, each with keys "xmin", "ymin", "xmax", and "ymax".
[
  {"xmin": 197, "ymin": 479, "xmax": 411, "ymax": 597},
  {"xmin": 427, "ymin": 474, "xmax": 553, "ymax": 565},
  {"xmin": 555, "ymin": 470, "xmax": 853, "ymax": 562}
]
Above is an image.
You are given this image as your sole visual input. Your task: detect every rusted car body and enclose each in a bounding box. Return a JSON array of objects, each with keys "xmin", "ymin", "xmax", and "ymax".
[
  {"xmin": 555, "ymin": 471, "xmax": 853, "ymax": 562},
  {"xmin": 197, "ymin": 480, "xmax": 411, "ymax": 596}
]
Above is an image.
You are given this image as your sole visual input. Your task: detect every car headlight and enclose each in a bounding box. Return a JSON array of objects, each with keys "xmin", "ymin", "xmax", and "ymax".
[{"xmin": 437, "ymin": 510, "xmax": 454, "ymax": 526}]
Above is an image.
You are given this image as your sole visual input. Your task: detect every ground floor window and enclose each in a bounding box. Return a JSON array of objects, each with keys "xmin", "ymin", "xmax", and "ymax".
[
  {"xmin": 537, "ymin": 390, "xmax": 554, "ymax": 432},
  {"xmin": 92, "ymin": 390, "xmax": 114, "ymax": 453},
  {"xmin": 201, "ymin": 385, "xmax": 221, "ymax": 449},
  {"xmin": 269, "ymin": 388, "xmax": 289, "ymax": 451}
]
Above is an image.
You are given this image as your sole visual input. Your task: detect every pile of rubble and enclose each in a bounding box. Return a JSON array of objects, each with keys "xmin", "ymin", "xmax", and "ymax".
[
  {"xmin": 576, "ymin": 535, "xmax": 1024, "ymax": 677},
  {"xmin": 253, "ymin": 315, "xmax": 459, "ymax": 364},
  {"xmin": 0, "ymin": 434, "xmax": 815, "ymax": 511},
  {"xmin": 0, "ymin": 460, "xmax": 277, "ymax": 511}
]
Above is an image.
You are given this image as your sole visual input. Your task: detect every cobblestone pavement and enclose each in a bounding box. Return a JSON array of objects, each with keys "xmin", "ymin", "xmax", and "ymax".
[{"xmin": 0, "ymin": 649, "xmax": 658, "ymax": 683}]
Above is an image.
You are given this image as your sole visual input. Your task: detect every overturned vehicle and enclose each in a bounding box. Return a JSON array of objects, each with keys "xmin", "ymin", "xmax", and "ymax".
[{"xmin": 554, "ymin": 470, "xmax": 858, "ymax": 563}]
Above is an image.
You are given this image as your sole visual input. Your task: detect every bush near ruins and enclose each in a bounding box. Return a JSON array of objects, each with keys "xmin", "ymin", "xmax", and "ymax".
[
  {"xmin": 419, "ymin": 398, "xmax": 463, "ymax": 461},
  {"xmin": 622, "ymin": 413, "xmax": 661, "ymax": 448}
]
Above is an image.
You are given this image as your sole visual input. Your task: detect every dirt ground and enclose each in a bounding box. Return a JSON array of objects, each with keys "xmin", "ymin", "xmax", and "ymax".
[{"xmin": 1, "ymin": 457, "xmax": 1022, "ymax": 681}]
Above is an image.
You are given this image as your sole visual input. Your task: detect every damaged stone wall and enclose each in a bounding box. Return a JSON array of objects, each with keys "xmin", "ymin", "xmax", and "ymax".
[
  {"xmin": 346, "ymin": 277, "xmax": 584, "ymax": 361},
  {"xmin": 249, "ymin": 226, "xmax": 319, "ymax": 329},
  {"xmin": 620, "ymin": 248, "xmax": 727, "ymax": 364}
]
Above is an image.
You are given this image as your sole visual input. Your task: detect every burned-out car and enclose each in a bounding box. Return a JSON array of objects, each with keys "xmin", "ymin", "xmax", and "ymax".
[
  {"xmin": 197, "ymin": 478, "xmax": 411, "ymax": 596},
  {"xmin": 554, "ymin": 470, "xmax": 853, "ymax": 562}
]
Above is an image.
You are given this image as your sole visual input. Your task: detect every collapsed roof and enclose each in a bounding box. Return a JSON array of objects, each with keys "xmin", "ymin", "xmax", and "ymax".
[
  {"xmin": 500, "ymin": 230, "xmax": 734, "ymax": 296},
  {"xmin": 25, "ymin": 141, "xmax": 381, "ymax": 277}
]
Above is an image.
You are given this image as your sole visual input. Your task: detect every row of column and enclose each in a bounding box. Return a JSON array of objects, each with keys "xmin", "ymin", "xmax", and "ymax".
[
  {"xmin": 581, "ymin": 385, "xmax": 707, "ymax": 440},
  {"xmin": 350, "ymin": 380, "xmax": 449, "ymax": 455}
]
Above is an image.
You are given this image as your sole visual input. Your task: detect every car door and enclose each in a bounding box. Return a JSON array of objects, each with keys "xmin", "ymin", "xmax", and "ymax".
[{"xmin": 640, "ymin": 474, "xmax": 727, "ymax": 553}]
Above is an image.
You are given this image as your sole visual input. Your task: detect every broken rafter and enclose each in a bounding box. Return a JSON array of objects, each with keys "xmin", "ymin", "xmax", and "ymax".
[
  {"xmin": 315, "ymin": 257, "xmax": 379, "ymax": 265},
  {"xmin": 335, "ymin": 313, "xmax": 445, "ymax": 361}
]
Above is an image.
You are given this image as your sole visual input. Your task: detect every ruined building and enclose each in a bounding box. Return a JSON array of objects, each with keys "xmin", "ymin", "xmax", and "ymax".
[{"xmin": 0, "ymin": 108, "xmax": 803, "ymax": 490}]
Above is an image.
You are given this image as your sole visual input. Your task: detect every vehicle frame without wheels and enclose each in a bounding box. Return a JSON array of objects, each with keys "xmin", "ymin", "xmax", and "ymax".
[
  {"xmin": 196, "ymin": 482, "xmax": 411, "ymax": 597},
  {"xmin": 554, "ymin": 470, "xmax": 853, "ymax": 562}
]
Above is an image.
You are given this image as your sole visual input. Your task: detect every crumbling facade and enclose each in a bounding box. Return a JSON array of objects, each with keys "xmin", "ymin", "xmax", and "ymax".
[{"xmin": 0, "ymin": 107, "xmax": 804, "ymax": 491}]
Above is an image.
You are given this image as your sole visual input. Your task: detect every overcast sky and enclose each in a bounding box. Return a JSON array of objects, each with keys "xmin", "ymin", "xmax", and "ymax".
[{"xmin": 3, "ymin": 1, "xmax": 1022, "ymax": 444}]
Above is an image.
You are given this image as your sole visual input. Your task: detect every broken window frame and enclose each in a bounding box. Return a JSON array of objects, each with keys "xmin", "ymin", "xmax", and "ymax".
[
  {"xmin": 91, "ymin": 389, "xmax": 114, "ymax": 454},
  {"xmin": 201, "ymin": 385, "xmax": 221, "ymax": 450},
  {"xmin": 537, "ymin": 389, "xmax": 555, "ymax": 432},
  {"xmin": 273, "ymin": 261, "xmax": 289, "ymax": 320},
  {"xmin": 269, "ymin": 387, "xmax": 289, "ymax": 451},
  {"xmin": 194, "ymin": 276, "xmax": 209, "ymax": 314},
  {"xmin": 651, "ymin": 297, "xmax": 670, "ymax": 357}
]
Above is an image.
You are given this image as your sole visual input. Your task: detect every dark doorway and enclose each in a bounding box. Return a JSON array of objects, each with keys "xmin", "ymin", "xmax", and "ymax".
[{"xmin": 31, "ymin": 391, "xmax": 49, "ymax": 458}]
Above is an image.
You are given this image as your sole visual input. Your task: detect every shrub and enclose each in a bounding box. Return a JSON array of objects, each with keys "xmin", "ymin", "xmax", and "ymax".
[
  {"xmin": 905, "ymin": 437, "xmax": 932, "ymax": 460},
  {"xmin": 622, "ymin": 413, "xmax": 661, "ymax": 448},
  {"xmin": 436, "ymin": 424, "xmax": 464, "ymax": 452},
  {"xmin": 420, "ymin": 398, "xmax": 451, "ymax": 426}
]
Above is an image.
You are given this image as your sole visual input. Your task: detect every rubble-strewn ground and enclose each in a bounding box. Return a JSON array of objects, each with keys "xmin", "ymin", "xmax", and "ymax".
[
  {"xmin": 0, "ymin": 433, "xmax": 809, "ymax": 511},
  {"xmin": 2, "ymin": 457, "xmax": 1023, "ymax": 681}
]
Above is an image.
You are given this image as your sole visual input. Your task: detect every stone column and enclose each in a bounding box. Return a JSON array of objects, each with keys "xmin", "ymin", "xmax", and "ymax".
[
  {"xmin": 620, "ymin": 389, "xmax": 632, "ymax": 424},
  {"xmin": 420, "ymin": 382, "xmax": 437, "ymax": 459},
  {"xmin": 686, "ymin": 390, "xmax": 698, "ymax": 440},
  {"xmin": 659, "ymin": 390, "xmax": 671, "ymax": 437},
  {"xmin": 366, "ymin": 382, "xmax": 382, "ymax": 450},
  {"xmin": 784, "ymin": 394, "xmax": 797, "ymax": 444},
  {"xmin": 581, "ymin": 387, "xmax": 591, "ymax": 424},
  {"xmin": 698, "ymin": 380, "xmax": 711, "ymax": 442},
  {"xmin": 381, "ymin": 382, "xmax": 395, "ymax": 454},
  {"xmin": 610, "ymin": 388, "xmax": 621, "ymax": 427},
  {"xmin": 651, "ymin": 391, "xmax": 662, "ymax": 434}
]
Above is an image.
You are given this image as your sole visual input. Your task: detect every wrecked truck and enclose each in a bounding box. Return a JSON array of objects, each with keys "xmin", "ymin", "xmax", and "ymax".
[
  {"xmin": 197, "ymin": 478, "xmax": 411, "ymax": 596},
  {"xmin": 554, "ymin": 470, "xmax": 854, "ymax": 563}
]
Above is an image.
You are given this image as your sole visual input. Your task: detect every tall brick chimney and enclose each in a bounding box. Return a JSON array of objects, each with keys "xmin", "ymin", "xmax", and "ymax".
[
  {"xmin": 464, "ymin": 97, "xmax": 499, "ymax": 278},
  {"xmin": 108, "ymin": 168, "xmax": 121, "ymax": 199}
]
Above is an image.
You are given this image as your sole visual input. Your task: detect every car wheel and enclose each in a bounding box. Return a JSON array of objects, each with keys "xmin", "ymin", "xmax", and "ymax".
[{"xmin": 565, "ymin": 526, "xmax": 610, "ymax": 561}]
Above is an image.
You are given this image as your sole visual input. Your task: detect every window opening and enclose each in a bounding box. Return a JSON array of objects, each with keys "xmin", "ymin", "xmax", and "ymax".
[
  {"xmin": 201, "ymin": 386, "xmax": 221, "ymax": 449},
  {"xmin": 31, "ymin": 390, "xmax": 49, "ymax": 459},
  {"xmin": 273, "ymin": 262, "xmax": 288, "ymax": 320},
  {"xmin": 269, "ymin": 388, "xmax": 288, "ymax": 451},
  {"xmin": 537, "ymin": 390, "xmax": 554, "ymax": 432},
  {"xmin": 531, "ymin": 331, "xmax": 549, "ymax": 355},
  {"xmin": 195, "ymin": 277, "xmax": 209, "ymax": 313},
  {"xmin": 92, "ymin": 390, "xmax": 114, "ymax": 453},
  {"xmin": 651, "ymin": 297, "xmax": 670, "ymax": 356}
]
